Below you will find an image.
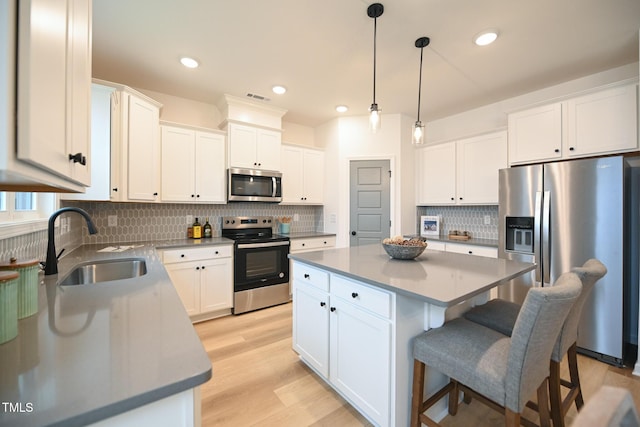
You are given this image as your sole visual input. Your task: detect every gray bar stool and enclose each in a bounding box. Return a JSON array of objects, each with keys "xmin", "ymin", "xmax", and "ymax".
[
  {"xmin": 410, "ymin": 271, "xmax": 582, "ymax": 427},
  {"xmin": 463, "ymin": 259, "xmax": 607, "ymax": 427}
]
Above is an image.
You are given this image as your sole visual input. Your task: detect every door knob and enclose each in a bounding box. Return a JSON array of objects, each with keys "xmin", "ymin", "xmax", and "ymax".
[{"xmin": 351, "ymin": 231, "xmax": 356, "ymax": 236}]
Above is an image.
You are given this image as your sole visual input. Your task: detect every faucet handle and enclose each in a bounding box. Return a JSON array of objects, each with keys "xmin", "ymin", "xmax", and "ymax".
[{"xmin": 57, "ymin": 248, "xmax": 65, "ymax": 260}]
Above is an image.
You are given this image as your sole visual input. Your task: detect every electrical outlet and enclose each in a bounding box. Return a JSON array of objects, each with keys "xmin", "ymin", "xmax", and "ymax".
[
  {"xmin": 484, "ymin": 215, "xmax": 491, "ymax": 225},
  {"xmin": 330, "ymin": 213, "xmax": 337, "ymax": 224},
  {"xmin": 186, "ymin": 215, "xmax": 193, "ymax": 225},
  {"xmin": 108, "ymin": 215, "xmax": 118, "ymax": 227},
  {"xmin": 293, "ymin": 213, "xmax": 300, "ymax": 222}
]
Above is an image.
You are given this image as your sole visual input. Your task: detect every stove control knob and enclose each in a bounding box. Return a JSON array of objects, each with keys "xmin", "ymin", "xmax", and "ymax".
[
  {"xmin": 263, "ymin": 219, "xmax": 267, "ymax": 223},
  {"xmin": 225, "ymin": 220, "xmax": 229, "ymax": 224}
]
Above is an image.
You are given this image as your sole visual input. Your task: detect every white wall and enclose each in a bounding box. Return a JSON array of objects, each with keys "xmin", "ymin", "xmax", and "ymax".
[
  {"xmin": 318, "ymin": 114, "xmax": 417, "ymax": 248},
  {"xmin": 282, "ymin": 121, "xmax": 315, "ymax": 147},
  {"xmin": 137, "ymin": 88, "xmax": 223, "ymax": 130}
]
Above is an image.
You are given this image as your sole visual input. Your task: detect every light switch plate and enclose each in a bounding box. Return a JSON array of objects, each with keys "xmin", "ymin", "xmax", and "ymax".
[
  {"xmin": 108, "ymin": 215, "xmax": 118, "ymax": 227},
  {"xmin": 484, "ymin": 215, "xmax": 491, "ymax": 225}
]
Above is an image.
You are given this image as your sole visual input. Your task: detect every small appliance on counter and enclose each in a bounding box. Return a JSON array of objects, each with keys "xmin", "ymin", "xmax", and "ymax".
[{"xmin": 222, "ymin": 216, "xmax": 290, "ymax": 314}]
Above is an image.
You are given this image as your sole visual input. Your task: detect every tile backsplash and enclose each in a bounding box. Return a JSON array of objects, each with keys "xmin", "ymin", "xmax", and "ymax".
[
  {"xmin": 0, "ymin": 202, "xmax": 322, "ymax": 262},
  {"xmin": 417, "ymin": 205, "xmax": 499, "ymax": 240}
]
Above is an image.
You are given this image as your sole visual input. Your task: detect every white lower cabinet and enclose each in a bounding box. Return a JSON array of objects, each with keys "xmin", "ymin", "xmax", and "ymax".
[
  {"xmin": 162, "ymin": 246, "xmax": 233, "ymax": 321},
  {"xmin": 292, "ymin": 260, "xmax": 424, "ymax": 427},
  {"xmin": 444, "ymin": 242, "xmax": 498, "ymax": 258}
]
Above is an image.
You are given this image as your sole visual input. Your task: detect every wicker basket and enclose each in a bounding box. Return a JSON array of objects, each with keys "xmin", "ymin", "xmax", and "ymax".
[{"xmin": 382, "ymin": 243, "xmax": 427, "ymax": 260}]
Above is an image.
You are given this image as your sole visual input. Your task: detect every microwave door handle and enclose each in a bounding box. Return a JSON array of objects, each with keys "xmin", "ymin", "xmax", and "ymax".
[
  {"xmin": 272, "ymin": 177, "xmax": 277, "ymax": 198},
  {"xmin": 534, "ymin": 191, "xmax": 542, "ymax": 283}
]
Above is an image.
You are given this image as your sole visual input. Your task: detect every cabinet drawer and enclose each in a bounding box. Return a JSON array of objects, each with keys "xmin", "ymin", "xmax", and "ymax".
[
  {"xmin": 426, "ymin": 240, "xmax": 446, "ymax": 251},
  {"xmin": 445, "ymin": 243, "xmax": 497, "ymax": 258},
  {"xmin": 331, "ymin": 274, "xmax": 391, "ymax": 319},
  {"xmin": 290, "ymin": 236, "xmax": 336, "ymax": 253},
  {"xmin": 162, "ymin": 245, "xmax": 232, "ymax": 264},
  {"xmin": 293, "ymin": 262, "xmax": 329, "ymax": 292}
]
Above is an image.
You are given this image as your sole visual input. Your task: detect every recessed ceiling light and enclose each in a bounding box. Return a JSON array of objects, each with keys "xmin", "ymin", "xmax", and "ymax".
[
  {"xmin": 336, "ymin": 105, "xmax": 348, "ymax": 113},
  {"xmin": 474, "ymin": 30, "xmax": 499, "ymax": 46},
  {"xmin": 180, "ymin": 57, "xmax": 199, "ymax": 68},
  {"xmin": 272, "ymin": 85, "xmax": 287, "ymax": 95}
]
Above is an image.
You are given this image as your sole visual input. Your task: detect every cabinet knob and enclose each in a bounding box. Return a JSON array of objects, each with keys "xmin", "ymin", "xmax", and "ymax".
[
  {"xmin": 302, "ymin": 243, "xmax": 305, "ymax": 247},
  {"xmin": 320, "ymin": 302, "xmax": 326, "ymax": 307},
  {"xmin": 351, "ymin": 292, "xmax": 358, "ymax": 299},
  {"xmin": 68, "ymin": 152, "xmax": 86, "ymax": 166},
  {"xmin": 215, "ymin": 251, "xmax": 219, "ymax": 255},
  {"xmin": 451, "ymin": 197, "xmax": 455, "ymax": 201},
  {"xmin": 196, "ymin": 266, "xmax": 200, "ymax": 270},
  {"xmin": 181, "ymin": 254, "xmax": 185, "ymax": 258},
  {"xmin": 191, "ymin": 194, "xmax": 195, "ymax": 198},
  {"xmin": 569, "ymin": 147, "xmax": 575, "ymax": 151},
  {"xmin": 323, "ymin": 241, "xmax": 327, "ymax": 244},
  {"xmin": 258, "ymin": 163, "xmax": 261, "ymax": 166},
  {"xmin": 112, "ymin": 188, "xmax": 118, "ymax": 192},
  {"xmin": 304, "ymin": 273, "xmax": 310, "ymax": 279},
  {"xmin": 153, "ymin": 192, "xmax": 158, "ymax": 196},
  {"xmin": 201, "ymin": 266, "xmax": 205, "ymax": 270},
  {"xmin": 196, "ymin": 194, "xmax": 200, "ymax": 198},
  {"xmin": 468, "ymin": 251, "xmax": 473, "ymax": 254},
  {"xmin": 330, "ymin": 307, "xmax": 336, "ymax": 312},
  {"xmin": 459, "ymin": 197, "xmax": 463, "ymax": 200},
  {"xmin": 554, "ymin": 149, "xmax": 560, "ymax": 153}
]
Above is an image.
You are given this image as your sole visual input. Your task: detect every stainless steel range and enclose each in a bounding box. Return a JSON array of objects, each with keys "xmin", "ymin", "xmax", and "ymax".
[{"xmin": 222, "ymin": 216, "xmax": 290, "ymax": 314}]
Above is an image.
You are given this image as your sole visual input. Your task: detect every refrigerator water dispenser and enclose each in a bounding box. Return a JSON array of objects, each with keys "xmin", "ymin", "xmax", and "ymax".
[{"xmin": 505, "ymin": 217, "xmax": 534, "ymax": 254}]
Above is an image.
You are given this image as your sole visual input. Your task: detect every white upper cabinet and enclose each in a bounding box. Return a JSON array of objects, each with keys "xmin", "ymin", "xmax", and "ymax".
[
  {"xmin": 161, "ymin": 124, "xmax": 226, "ymax": 204},
  {"xmin": 417, "ymin": 131, "xmax": 507, "ymax": 205},
  {"xmin": 281, "ymin": 144, "xmax": 324, "ymax": 204},
  {"xmin": 1, "ymin": 0, "xmax": 92, "ymax": 191},
  {"xmin": 508, "ymin": 83, "xmax": 638, "ymax": 165},
  {"xmin": 228, "ymin": 122, "xmax": 281, "ymax": 171},
  {"xmin": 110, "ymin": 88, "xmax": 162, "ymax": 202},
  {"xmin": 565, "ymin": 84, "xmax": 638, "ymax": 157}
]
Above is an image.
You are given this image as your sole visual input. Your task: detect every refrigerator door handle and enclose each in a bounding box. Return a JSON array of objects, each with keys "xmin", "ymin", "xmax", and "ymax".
[
  {"xmin": 534, "ymin": 191, "xmax": 543, "ymax": 283},
  {"xmin": 542, "ymin": 190, "xmax": 551, "ymax": 285}
]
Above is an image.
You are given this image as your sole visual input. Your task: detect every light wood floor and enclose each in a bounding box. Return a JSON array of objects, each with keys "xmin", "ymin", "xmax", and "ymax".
[{"xmin": 194, "ymin": 302, "xmax": 640, "ymax": 427}]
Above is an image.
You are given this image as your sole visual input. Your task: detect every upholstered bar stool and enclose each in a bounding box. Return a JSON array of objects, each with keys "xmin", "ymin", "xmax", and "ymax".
[
  {"xmin": 463, "ymin": 259, "xmax": 607, "ymax": 427},
  {"xmin": 570, "ymin": 386, "xmax": 639, "ymax": 427},
  {"xmin": 410, "ymin": 272, "xmax": 582, "ymax": 427}
]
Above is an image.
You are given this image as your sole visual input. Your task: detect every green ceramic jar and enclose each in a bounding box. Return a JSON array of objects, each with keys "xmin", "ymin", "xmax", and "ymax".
[
  {"xmin": 0, "ymin": 271, "xmax": 19, "ymax": 344},
  {"xmin": 0, "ymin": 258, "xmax": 39, "ymax": 319}
]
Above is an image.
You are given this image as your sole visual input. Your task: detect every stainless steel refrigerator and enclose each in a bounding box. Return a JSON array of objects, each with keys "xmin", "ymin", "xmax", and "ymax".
[{"xmin": 497, "ymin": 155, "xmax": 635, "ymax": 366}]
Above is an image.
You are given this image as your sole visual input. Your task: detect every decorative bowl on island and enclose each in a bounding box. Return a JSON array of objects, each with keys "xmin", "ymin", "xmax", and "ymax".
[{"xmin": 381, "ymin": 236, "xmax": 427, "ymax": 260}]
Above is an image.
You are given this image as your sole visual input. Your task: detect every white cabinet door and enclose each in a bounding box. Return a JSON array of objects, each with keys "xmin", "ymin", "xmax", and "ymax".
[
  {"xmin": 445, "ymin": 242, "xmax": 498, "ymax": 258},
  {"xmin": 195, "ymin": 131, "xmax": 226, "ymax": 203},
  {"xmin": 161, "ymin": 126, "xmax": 195, "ymax": 202},
  {"xmin": 256, "ymin": 128, "xmax": 281, "ymax": 171},
  {"xmin": 16, "ymin": 0, "xmax": 91, "ymax": 185},
  {"xmin": 566, "ymin": 84, "xmax": 638, "ymax": 157},
  {"xmin": 293, "ymin": 280, "xmax": 330, "ymax": 378},
  {"xmin": 228, "ymin": 123, "xmax": 257, "ymax": 169},
  {"xmin": 329, "ymin": 297, "xmax": 391, "ymax": 427},
  {"xmin": 456, "ymin": 131, "xmax": 507, "ymax": 204},
  {"xmin": 164, "ymin": 261, "xmax": 200, "ymax": 316},
  {"xmin": 127, "ymin": 95, "xmax": 160, "ymax": 201},
  {"xmin": 508, "ymin": 103, "xmax": 563, "ymax": 165},
  {"xmin": 281, "ymin": 145, "xmax": 304, "ymax": 203},
  {"xmin": 228, "ymin": 123, "xmax": 282, "ymax": 170},
  {"xmin": 200, "ymin": 258, "xmax": 233, "ymax": 313},
  {"xmin": 302, "ymin": 149, "xmax": 324, "ymax": 204},
  {"xmin": 417, "ymin": 143, "xmax": 456, "ymax": 204}
]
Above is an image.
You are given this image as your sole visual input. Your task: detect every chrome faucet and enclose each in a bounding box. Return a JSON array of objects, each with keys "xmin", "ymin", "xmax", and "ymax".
[{"xmin": 45, "ymin": 207, "xmax": 98, "ymax": 276}]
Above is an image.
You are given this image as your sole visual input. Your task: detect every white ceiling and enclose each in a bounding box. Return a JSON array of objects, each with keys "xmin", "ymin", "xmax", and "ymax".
[{"xmin": 92, "ymin": 0, "xmax": 640, "ymax": 127}]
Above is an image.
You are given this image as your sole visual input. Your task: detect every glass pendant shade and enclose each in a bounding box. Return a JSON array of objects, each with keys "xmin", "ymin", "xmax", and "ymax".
[
  {"xmin": 413, "ymin": 121, "xmax": 424, "ymax": 145},
  {"xmin": 369, "ymin": 103, "xmax": 381, "ymax": 133}
]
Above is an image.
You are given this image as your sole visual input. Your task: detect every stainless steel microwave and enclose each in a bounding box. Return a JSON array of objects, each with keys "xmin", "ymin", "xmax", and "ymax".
[{"xmin": 228, "ymin": 168, "xmax": 282, "ymax": 202}]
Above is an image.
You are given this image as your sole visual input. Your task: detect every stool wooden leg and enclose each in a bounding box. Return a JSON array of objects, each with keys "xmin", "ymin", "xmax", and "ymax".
[
  {"xmin": 448, "ymin": 380, "xmax": 459, "ymax": 416},
  {"xmin": 505, "ymin": 408, "xmax": 521, "ymax": 427},
  {"xmin": 567, "ymin": 343, "xmax": 584, "ymax": 410},
  {"xmin": 411, "ymin": 359, "xmax": 426, "ymax": 427},
  {"xmin": 537, "ymin": 377, "xmax": 551, "ymax": 427},
  {"xmin": 549, "ymin": 360, "xmax": 564, "ymax": 427}
]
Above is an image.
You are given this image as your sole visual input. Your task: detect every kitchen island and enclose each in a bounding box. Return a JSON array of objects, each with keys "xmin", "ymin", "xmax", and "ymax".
[
  {"xmin": 0, "ymin": 239, "xmax": 231, "ymax": 427},
  {"xmin": 289, "ymin": 244, "xmax": 535, "ymax": 427}
]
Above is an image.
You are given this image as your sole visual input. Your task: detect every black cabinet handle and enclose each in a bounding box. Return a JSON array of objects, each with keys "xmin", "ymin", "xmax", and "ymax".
[
  {"xmin": 569, "ymin": 147, "xmax": 575, "ymax": 151},
  {"xmin": 554, "ymin": 148, "xmax": 560, "ymax": 153},
  {"xmin": 459, "ymin": 197, "xmax": 463, "ymax": 200},
  {"xmin": 180, "ymin": 254, "xmax": 185, "ymax": 258},
  {"xmin": 304, "ymin": 273, "xmax": 310, "ymax": 279},
  {"xmin": 320, "ymin": 302, "xmax": 326, "ymax": 307},
  {"xmin": 201, "ymin": 266, "xmax": 205, "ymax": 270},
  {"xmin": 69, "ymin": 152, "xmax": 86, "ymax": 166},
  {"xmin": 330, "ymin": 307, "xmax": 336, "ymax": 312},
  {"xmin": 215, "ymin": 251, "xmax": 219, "ymax": 255},
  {"xmin": 468, "ymin": 251, "xmax": 473, "ymax": 254},
  {"xmin": 153, "ymin": 192, "xmax": 158, "ymax": 196},
  {"xmin": 451, "ymin": 197, "xmax": 455, "ymax": 201},
  {"xmin": 302, "ymin": 243, "xmax": 305, "ymax": 247},
  {"xmin": 196, "ymin": 194, "xmax": 200, "ymax": 198},
  {"xmin": 112, "ymin": 187, "xmax": 118, "ymax": 192},
  {"xmin": 191, "ymin": 194, "xmax": 195, "ymax": 198},
  {"xmin": 351, "ymin": 292, "xmax": 358, "ymax": 299},
  {"xmin": 196, "ymin": 266, "xmax": 200, "ymax": 270}
]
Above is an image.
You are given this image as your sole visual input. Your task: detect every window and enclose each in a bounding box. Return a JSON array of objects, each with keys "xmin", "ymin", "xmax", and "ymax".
[{"xmin": 0, "ymin": 192, "xmax": 57, "ymax": 238}]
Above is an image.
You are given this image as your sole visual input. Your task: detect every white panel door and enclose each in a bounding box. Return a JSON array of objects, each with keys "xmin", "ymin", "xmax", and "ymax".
[
  {"xmin": 456, "ymin": 131, "xmax": 507, "ymax": 204},
  {"xmin": 228, "ymin": 123, "xmax": 257, "ymax": 168},
  {"xmin": 199, "ymin": 258, "xmax": 233, "ymax": 312},
  {"xmin": 161, "ymin": 126, "xmax": 195, "ymax": 202},
  {"xmin": 293, "ymin": 280, "xmax": 330, "ymax": 378},
  {"xmin": 164, "ymin": 262, "xmax": 200, "ymax": 316},
  {"xmin": 303, "ymin": 149, "xmax": 324, "ymax": 204},
  {"xmin": 508, "ymin": 103, "xmax": 563, "ymax": 164},
  {"xmin": 417, "ymin": 143, "xmax": 456, "ymax": 204},
  {"xmin": 127, "ymin": 95, "xmax": 160, "ymax": 201},
  {"xmin": 256, "ymin": 128, "xmax": 281, "ymax": 171},
  {"xmin": 281, "ymin": 145, "xmax": 304, "ymax": 203}
]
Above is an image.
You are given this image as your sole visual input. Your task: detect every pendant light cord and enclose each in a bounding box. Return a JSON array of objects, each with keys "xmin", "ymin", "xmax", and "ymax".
[
  {"xmin": 372, "ymin": 16, "xmax": 377, "ymax": 105},
  {"xmin": 416, "ymin": 45, "xmax": 423, "ymax": 121}
]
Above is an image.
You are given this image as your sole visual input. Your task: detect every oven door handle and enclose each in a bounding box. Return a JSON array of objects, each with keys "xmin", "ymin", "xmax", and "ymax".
[{"xmin": 237, "ymin": 241, "xmax": 290, "ymax": 249}]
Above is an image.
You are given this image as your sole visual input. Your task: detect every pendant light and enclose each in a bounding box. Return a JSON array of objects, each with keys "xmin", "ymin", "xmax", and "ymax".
[
  {"xmin": 367, "ymin": 3, "xmax": 384, "ymax": 133},
  {"xmin": 413, "ymin": 36, "xmax": 430, "ymax": 145}
]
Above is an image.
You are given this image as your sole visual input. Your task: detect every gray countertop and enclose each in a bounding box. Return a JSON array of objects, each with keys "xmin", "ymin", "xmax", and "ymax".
[
  {"xmin": 289, "ymin": 244, "xmax": 535, "ymax": 307},
  {"xmin": 0, "ymin": 239, "xmax": 232, "ymax": 427}
]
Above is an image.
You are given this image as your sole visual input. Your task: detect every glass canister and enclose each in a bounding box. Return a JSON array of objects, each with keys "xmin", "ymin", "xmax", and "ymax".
[
  {"xmin": 0, "ymin": 271, "xmax": 19, "ymax": 344},
  {"xmin": 0, "ymin": 258, "xmax": 40, "ymax": 319}
]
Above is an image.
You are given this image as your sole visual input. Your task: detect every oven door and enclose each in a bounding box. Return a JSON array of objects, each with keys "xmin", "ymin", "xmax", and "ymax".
[{"xmin": 234, "ymin": 241, "xmax": 290, "ymax": 292}]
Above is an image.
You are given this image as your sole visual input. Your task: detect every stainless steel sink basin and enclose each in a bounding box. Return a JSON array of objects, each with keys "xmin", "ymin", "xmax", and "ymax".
[{"xmin": 59, "ymin": 258, "xmax": 147, "ymax": 286}]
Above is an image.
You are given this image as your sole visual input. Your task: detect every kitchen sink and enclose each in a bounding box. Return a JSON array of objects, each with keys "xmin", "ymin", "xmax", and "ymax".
[{"xmin": 59, "ymin": 258, "xmax": 147, "ymax": 286}]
